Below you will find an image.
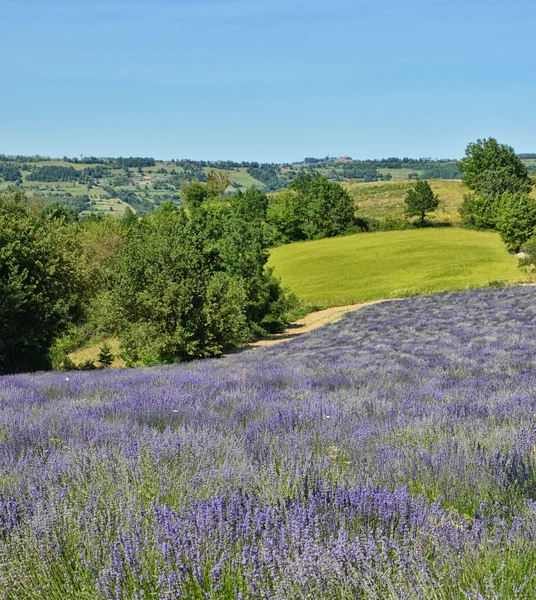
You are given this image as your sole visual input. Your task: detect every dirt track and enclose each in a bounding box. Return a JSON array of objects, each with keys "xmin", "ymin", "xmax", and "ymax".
[{"xmin": 232, "ymin": 300, "xmax": 387, "ymax": 353}]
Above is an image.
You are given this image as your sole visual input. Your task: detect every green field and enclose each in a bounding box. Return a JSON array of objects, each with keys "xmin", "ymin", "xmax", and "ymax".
[
  {"xmin": 203, "ymin": 166, "xmax": 264, "ymax": 190},
  {"xmin": 268, "ymin": 228, "xmax": 532, "ymax": 307},
  {"xmin": 344, "ymin": 179, "xmax": 467, "ymax": 222}
]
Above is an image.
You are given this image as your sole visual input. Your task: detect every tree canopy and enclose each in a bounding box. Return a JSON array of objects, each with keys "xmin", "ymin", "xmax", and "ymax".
[
  {"xmin": 0, "ymin": 190, "xmax": 91, "ymax": 373},
  {"xmin": 404, "ymin": 180, "xmax": 439, "ymax": 224},
  {"xmin": 458, "ymin": 138, "xmax": 533, "ymax": 229},
  {"xmin": 457, "ymin": 138, "xmax": 532, "ymax": 198},
  {"xmin": 494, "ymin": 192, "xmax": 536, "ymax": 252},
  {"xmin": 111, "ymin": 184, "xmax": 291, "ymax": 366},
  {"xmin": 267, "ymin": 173, "xmax": 357, "ymax": 243}
]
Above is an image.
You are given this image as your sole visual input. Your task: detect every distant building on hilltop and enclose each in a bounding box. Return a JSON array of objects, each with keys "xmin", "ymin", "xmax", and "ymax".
[{"xmin": 336, "ymin": 156, "xmax": 353, "ymax": 163}]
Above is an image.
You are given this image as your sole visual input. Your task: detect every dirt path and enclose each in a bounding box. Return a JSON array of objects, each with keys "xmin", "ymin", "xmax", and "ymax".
[{"xmin": 231, "ymin": 300, "xmax": 387, "ymax": 354}]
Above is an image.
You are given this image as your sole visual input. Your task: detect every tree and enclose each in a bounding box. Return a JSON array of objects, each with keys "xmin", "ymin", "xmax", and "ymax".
[
  {"xmin": 267, "ymin": 174, "xmax": 356, "ymax": 243},
  {"xmin": 111, "ymin": 196, "xmax": 290, "ymax": 366},
  {"xmin": 457, "ymin": 138, "xmax": 533, "ymax": 228},
  {"xmin": 494, "ymin": 192, "xmax": 536, "ymax": 251},
  {"xmin": 404, "ymin": 180, "xmax": 439, "ymax": 225},
  {"xmin": 0, "ymin": 190, "xmax": 91, "ymax": 373},
  {"xmin": 206, "ymin": 170, "xmax": 230, "ymax": 196},
  {"xmin": 457, "ymin": 138, "xmax": 532, "ymax": 197},
  {"xmin": 266, "ymin": 189, "xmax": 308, "ymax": 243},
  {"xmin": 97, "ymin": 344, "xmax": 114, "ymax": 368}
]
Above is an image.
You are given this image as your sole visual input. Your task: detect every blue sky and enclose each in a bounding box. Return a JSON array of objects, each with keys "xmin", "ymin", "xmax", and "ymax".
[{"xmin": 1, "ymin": 0, "xmax": 534, "ymax": 162}]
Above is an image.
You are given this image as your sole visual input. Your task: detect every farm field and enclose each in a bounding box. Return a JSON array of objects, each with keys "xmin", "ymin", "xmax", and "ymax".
[
  {"xmin": 2, "ymin": 286, "xmax": 536, "ymax": 597},
  {"xmin": 268, "ymin": 228, "xmax": 532, "ymax": 307},
  {"xmin": 345, "ymin": 177, "xmax": 536, "ymax": 224},
  {"xmin": 345, "ymin": 179, "xmax": 466, "ymax": 222}
]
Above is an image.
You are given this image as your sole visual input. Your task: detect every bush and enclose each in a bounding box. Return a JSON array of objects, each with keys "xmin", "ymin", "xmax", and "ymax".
[
  {"xmin": 97, "ymin": 344, "xmax": 114, "ymax": 368},
  {"xmin": 518, "ymin": 234, "xmax": 536, "ymax": 269},
  {"xmin": 267, "ymin": 174, "xmax": 357, "ymax": 243},
  {"xmin": 0, "ymin": 190, "xmax": 91, "ymax": 374},
  {"xmin": 494, "ymin": 192, "xmax": 536, "ymax": 252},
  {"xmin": 459, "ymin": 193, "xmax": 498, "ymax": 229},
  {"xmin": 111, "ymin": 196, "xmax": 290, "ymax": 366}
]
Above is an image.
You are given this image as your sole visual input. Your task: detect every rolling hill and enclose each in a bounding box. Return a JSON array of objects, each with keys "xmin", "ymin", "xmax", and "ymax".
[{"xmin": 268, "ymin": 228, "xmax": 532, "ymax": 307}]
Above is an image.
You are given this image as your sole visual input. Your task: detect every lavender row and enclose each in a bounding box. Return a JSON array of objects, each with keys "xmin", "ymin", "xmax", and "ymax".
[{"xmin": 1, "ymin": 285, "xmax": 536, "ymax": 597}]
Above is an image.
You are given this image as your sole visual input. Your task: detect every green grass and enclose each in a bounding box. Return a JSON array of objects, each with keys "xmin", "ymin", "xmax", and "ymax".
[
  {"xmin": 344, "ymin": 179, "xmax": 467, "ymax": 222},
  {"xmin": 344, "ymin": 177, "xmax": 536, "ymax": 224},
  {"xmin": 202, "ymin": 167, "xmax": 264, "ymax": 190},
  {"xmin": 268, "ymin": 228, "xmax": 533, "ymax": 307}
]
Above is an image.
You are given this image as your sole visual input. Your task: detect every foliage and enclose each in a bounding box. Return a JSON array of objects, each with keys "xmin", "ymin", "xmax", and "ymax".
[
  {"xmin": 457, "ymin": 138, "xmax": 532, "ymax": 198},
  {"xmin": 0, "ymin": 164, "xmax": 22, "ymax": 182},
  {"xmin": 494, "ymin": 191, "xmax": 536, "ymax": 251},
  {"xmin": 111, "ymin": 190, "xmax": 290, "ymax": 366},
  {"xmin": 205, "ymin": 170, "xmax": 230, "ymax": 195},
  {"xmin": 518, "ymin": 233, "xmax": 536, "ymax": 268},
  {"xmin": 80, "ymin": 165, "xmax": 109, "ymax": 180},
  {"xmin": 404, "ymin": 179, "xmax": 439, "ymax": 224},
  {"xmin": 339, "ymin": 162, "xmax": 382, "ymax": 181},
  {"xmin": 111, "ymin": 188, "xmax": 153, "ymax": 215},
  {"xmin": 0, "ymin": 189, "xmax": 92, "ymax": 373},
  {"xmin": 26, "ymin": 165, "xmax": 81, "ymax": 182},
  {"xmin": 420, "ymin": 163, "xmax": 460, "ymax": 179},
  {"xmin": 459, "ymin": 192, "xmax": 498, "ymax": 230},
  {"xmin": 246, "ymin": 163, "xmax": 285, "ymax": 191},
  {"xmin": 457, "ymin": 138, "xmax": 533, "ymax": 229},
  {"xmin": 268, "ymin": 174, "xmax": 356, "ymax": 243},
  {"xmin": 96, "ymin": 343, "xmax": 114, "ymax": 368},
  {"xmin": 266, "ymin": 189, "xmax": 308, "ymax": 243},
  {"xmin": 113, "ymin": 157, "xmax": 155, "ymax": 168}
]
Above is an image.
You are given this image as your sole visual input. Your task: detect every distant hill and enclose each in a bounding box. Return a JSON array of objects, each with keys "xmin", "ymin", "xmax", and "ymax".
[{"xmin": 0, "ymin": 153, "xmax": 534, "ymax": 216}]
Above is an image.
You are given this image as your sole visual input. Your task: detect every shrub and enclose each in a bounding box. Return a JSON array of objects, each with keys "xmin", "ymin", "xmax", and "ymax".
[{"xmin": 495, "ymin": 192, "xmax": 536, "ymax": 252}]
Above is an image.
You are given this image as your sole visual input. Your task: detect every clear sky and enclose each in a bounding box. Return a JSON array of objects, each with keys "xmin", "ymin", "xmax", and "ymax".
[{"xmin": 1, "ymin": 0, "xmax": 534, "ymax": 162}]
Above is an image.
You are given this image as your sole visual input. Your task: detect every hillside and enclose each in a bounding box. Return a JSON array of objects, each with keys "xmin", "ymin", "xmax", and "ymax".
[
  {"xmin": 3, "ymin": 285, "xmax": 536, "ymax": 597},
  {"xmin": 0, "ymin": 159, "xmax": 268, "ymax": 216},
  {"xmin": 268, "ymin": 228, "xmax": 532, "ymax": 307},
  {"xmin": 1, "ymin": 153, "xmax": 534, "ymax": 221},
  {"xmin": 345, "ymin": 179, "xmax": 466, "ymax": 222}
]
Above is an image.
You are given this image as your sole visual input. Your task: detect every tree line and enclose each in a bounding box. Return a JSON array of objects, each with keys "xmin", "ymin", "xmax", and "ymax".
[{"xmin": 0, "ymin": 172, "xmax": 363, "ymax": 374}]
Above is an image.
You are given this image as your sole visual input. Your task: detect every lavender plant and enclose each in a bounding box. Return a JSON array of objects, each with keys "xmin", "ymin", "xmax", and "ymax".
[{"xmin": 2, "ymin": 285, "xmax": 536, "ymax": 598}]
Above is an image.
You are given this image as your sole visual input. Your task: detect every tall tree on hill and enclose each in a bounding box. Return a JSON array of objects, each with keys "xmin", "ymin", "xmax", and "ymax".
[
  {"xmin": 457, "ymin": 138, "xmax": 533, "ymax": 228},
  {"xmin": 404, "ymin": 180, "xmax": 439, "ymax": 225}
]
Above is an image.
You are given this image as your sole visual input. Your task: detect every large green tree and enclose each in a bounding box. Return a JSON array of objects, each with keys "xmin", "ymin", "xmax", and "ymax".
[
  {"xmin": 494, "ymin": 192, "xmax": 536, "ymax": 252},
  {"xmin": 457, "ymin": 138, "xmax": 533, "ymax": 228},
  {"xmin": 111, "ymin": 186, "xmax": 291, "ymax": 366},
  {"xmin": 267, "ymin": 173, "xmax": 356, "ymax": 243},
  {"xmin": 0, "ymin": 190, "xmax": 90, "ymax": 373},
  {"xmin": 404, "ymin": 180, "xmax": 439, "ymax": 225}
]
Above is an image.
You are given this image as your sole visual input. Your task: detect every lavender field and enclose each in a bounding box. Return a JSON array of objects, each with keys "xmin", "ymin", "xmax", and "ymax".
[{"xmin": 2, "ymin": 286, "xmax": 536, "ymax": 599}]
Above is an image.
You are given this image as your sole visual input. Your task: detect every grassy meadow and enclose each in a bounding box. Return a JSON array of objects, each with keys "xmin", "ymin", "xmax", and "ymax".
[
  {"xmin": 268, "ymin": 228, "xmax": 532, "ymax": 307},
  {"xmin": 344, "ymin": 179, "xmax": 466, "ymax": 222}
]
